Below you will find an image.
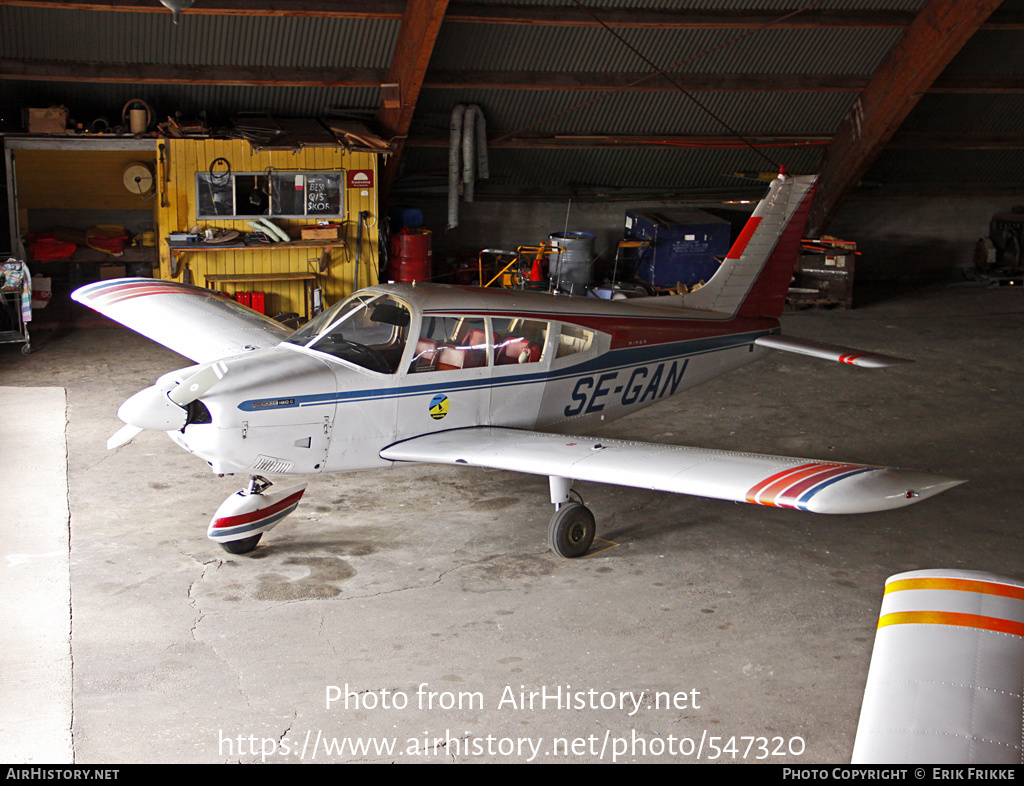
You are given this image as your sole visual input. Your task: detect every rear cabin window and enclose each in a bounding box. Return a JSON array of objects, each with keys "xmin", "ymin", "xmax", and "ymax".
[
  {"xmin": 555, "ymin": 324, "xmax": 595, "ymax": 358},
  {"xmin": 492, "ymin": 317, "xmax": 547, "ymax": 366},
  {"xmin": 409, "ymin": 316, "xmax": 549, "ymax": 373}
]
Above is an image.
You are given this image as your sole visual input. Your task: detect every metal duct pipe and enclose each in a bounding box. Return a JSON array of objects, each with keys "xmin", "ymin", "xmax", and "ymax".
[
  {"xmin": 462, "ymin": 105, "xmax": 477, "ymax": 203},
  {"xmin": 474, "ymin": 107, "xmax": 489, "ymax": 181},
  {"xmin": 448, "ymin": 104, "xmax": 466, "ymax": 230}
]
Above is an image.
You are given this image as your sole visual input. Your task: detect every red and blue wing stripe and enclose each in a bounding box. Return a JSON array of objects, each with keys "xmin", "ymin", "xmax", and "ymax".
[{"xmin": 746, "ymin": 462, "xmax": 878, "ymax": 510}]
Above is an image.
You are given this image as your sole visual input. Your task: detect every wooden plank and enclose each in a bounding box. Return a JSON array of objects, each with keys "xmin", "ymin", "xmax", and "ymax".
[
  {"xmin": 5, "ymin": 0, "xmax": 1024, "ymax": 30},
  {"xmin": 807, "ymin": 0, "xmax": 1006, "ymax": 235},
  {"xmin": 0, "ymin": 58, "xmax": 386, "ymax": 87},
  {"xmin": 11, "ymin": 57, "xmax": 1024, "ymax": 96},
  {"xmin": 407, "ymin": 133, "xmax": 831, "ymax": 150},
  {"xmin": 0, "ymin": 0, "xmax": 405, "ymax": 18},
  {"xmin": 377, "ymin": 0, "xmax": 450, "ymax": 199},
  {"xmin": 424, "ymin": 70, "xmax": 868, "ymax": 93}
]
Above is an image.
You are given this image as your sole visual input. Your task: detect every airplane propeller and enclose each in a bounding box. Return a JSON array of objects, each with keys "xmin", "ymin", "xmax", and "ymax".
[{"xmin": 107, "ymin": 361, "xmax": 229, "ymax": 450}]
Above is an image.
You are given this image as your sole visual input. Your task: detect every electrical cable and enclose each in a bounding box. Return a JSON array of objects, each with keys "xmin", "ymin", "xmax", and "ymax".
[{"xmin": 209, "ymin": 157, "xmax": 231, "ymax": 186}]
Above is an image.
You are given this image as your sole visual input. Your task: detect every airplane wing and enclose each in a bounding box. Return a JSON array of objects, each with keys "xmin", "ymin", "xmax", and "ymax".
[
  {"xmin": 754, "ymin": 335, "xmax": 911, "ymax": 368},
  {"xmin": 852, "ymin": 570, "xmax": 1024, "ymax": 764},
  {"xmin": 380, "ymin": 427, "xmax": 962, "ymax": 514},
  {"xmin": 72, "ymin": 278, "xmax": 291, "ymax": 364}
]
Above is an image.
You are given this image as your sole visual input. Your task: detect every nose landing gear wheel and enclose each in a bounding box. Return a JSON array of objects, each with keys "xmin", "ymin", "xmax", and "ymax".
[
  {"xmin": 220, "ymin": 533, "xmax": 262, "ymax": 555},
  {"xmin": 548, "ymin": 502, "xmax": 595, "ymax": 558}
]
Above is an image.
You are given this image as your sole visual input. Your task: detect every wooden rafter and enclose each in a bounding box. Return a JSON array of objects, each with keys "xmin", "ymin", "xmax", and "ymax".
[
  {"xmin": 3, "ymin": 0, "xmax": 1022, "ymax": 29},
  {"xmin": 807, "ymin": 0, "xmax": 1006, "ymax": 235},
  {"xmin": 0, "ymin": 58, "xmax": 387, "ymax": 87},
  {"xmin": 405, "ymin": 132, "xmax": 1024, "ymax": 152},
  {"xmin": 377, "ymin": 0, "xmax": 450, "ymax": 199},
  {"xmin": 7, "ymin": 58, "xmax": 1024, "ymax": 96}
]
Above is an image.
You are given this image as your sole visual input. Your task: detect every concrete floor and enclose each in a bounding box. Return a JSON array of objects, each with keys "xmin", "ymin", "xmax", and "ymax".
[{"xmin": 1, "ymin": 283, "xmax": 1021, "ymax": 764}]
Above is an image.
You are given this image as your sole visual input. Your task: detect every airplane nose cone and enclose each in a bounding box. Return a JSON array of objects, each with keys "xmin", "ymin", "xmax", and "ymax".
[{"xmin": 117, "ymin": 385, "xmax": 188, "ymax": 431}]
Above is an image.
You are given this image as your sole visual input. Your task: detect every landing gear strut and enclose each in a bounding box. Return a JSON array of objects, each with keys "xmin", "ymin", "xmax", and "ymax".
[
  {"xmin": 547, "ymin": 476, "xmax": 595, "ymax": 558},
  {"xmin": 208, "ymin": 475, "xmax": 308, "ymax": 555}
]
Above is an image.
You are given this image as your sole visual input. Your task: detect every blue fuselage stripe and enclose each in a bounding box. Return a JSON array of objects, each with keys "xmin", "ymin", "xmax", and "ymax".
[{"xmin": 238, "ymin": 330, "xmax": 769, "ymax": 412}]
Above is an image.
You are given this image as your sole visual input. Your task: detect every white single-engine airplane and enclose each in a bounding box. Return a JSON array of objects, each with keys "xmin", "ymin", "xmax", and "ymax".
[{"xmin": 73, "ymin": 171, "xmax": 961, "ymax": 557}]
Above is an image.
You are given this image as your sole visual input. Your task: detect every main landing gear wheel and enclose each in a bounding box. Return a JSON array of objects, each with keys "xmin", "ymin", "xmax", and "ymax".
[
  {"xmin": 548, "ymin": 502, "xmax": 596, "ymax": 558},
  {"xmin": 220, "ymin": 533, "xmax": 262, "ymax": 555}
]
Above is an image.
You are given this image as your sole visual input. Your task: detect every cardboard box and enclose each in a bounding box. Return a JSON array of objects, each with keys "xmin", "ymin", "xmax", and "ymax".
[
  {"xmin": 300, "ymin": 225, "xmax": 339, "ymax": 241},
  {"xmin": 23, "ymin": 107, "xmax": 68, "ymax": 134}
]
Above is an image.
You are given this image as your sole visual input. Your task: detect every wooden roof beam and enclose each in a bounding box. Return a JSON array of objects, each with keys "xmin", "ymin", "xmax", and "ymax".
[
  {"xmin": 4, "ymin": 0, "xmax": 1024, "ymax": 29},
  {"xmin": 8, "ymin": 60, "xmax": 1024, "ymax": 95},
  {"xmin": 807, "ymin": 0, "xmax": 1005, "ymax": 236},
  {"xmin": 377, "ymin": 0, "xmax": 449, "ymax": 200},
  {"xmin": 407, "ymin": 132, "xmax": 1024, "ymax": 151},
  {"xmin": 407, "ymin": 133, "xmax": 831, "ymax": 149},
  {"xmin": 0, "ymin": 58, "xmax": 386, "ymax": 86}
]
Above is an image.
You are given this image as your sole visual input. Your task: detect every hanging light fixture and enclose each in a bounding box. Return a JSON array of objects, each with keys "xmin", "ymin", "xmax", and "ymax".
[{"xmin": 158, "ymin": 0, "xmax": 194, "ymax": 25}]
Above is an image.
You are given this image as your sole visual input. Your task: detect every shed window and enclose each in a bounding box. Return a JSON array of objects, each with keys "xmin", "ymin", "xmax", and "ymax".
[{"xmin": 196, "ymin": 169, "xmax": 344, "ymax": 219}]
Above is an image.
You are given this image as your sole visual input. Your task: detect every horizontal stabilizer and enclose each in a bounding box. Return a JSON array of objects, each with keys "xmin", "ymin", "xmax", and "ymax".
[
  {"xmin": 72, "ymin": 278, "xmax": 291, "ymax": 364},
  {"xmin": 754, "ymin": 334, "xmax": 911, "ymax": 368},
  {"xmin": 381, "ymin": 428, "xmax": 961, "ymax": 515}
]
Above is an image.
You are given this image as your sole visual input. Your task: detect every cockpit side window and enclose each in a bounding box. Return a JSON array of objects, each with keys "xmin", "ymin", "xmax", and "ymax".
[{"xmin": 285, "ymin": 294, "xmax": 411, "ymax": 374}]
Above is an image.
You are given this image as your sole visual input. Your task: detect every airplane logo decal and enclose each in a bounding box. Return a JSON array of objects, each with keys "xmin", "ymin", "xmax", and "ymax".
[{"xmin": 429, "ymin": 394, "xmax": 450, "ymax": 420}]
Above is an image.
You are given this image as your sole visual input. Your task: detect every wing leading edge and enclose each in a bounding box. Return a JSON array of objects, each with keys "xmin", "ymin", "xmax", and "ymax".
[
  {"xmin": 381, "ymin": 427, "xmax": 962, "ymax": 515},
  {"xmin": 72, "ymin": 278, "xmax": 291, "ymax": 364}
]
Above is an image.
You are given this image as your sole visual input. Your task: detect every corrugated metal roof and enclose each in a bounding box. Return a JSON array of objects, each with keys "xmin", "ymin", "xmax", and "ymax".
[
  {"xmin": 0, "ymin": 81, "xmax": 381, "ymax": 123},
  {"xmin": 867, "ymin": 149, "xmax": 1024, "ymax": 186},
  {"xmin": 0, "ymin": 8, "xmax": 399, "ymax": 68},
  {"xmin": 403, "ymin": 144, "xmax": 822, "ymax": 191},
  {"xmin": 429, "ymin": 25, "xmax": 903, "ymax": 74},
  {"xmin": 455, "ymin": 0, "xmax": 929, "ymax": 9},
  {"xmin": 414, "ymin": 89, "xmax": 856, "ymax": 136},
  {"xmin": 941, "ymin": 29, "xmax": 1024, "ymax": 76},
  {"xmin": 0, "ymin": 0, "xmax": 1019, "ymax": 197}
]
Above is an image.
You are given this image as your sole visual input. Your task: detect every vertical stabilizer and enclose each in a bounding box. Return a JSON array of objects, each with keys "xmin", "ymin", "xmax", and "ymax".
[{"xmin": 678, "ymin": 172, "xmax": 817, "ymax": 319}]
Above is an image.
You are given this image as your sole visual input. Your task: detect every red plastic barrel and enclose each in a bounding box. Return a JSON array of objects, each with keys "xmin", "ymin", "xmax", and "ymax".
[{"xmin": 387, "ymin": 228, "xmax": 432, "ymax": 283}]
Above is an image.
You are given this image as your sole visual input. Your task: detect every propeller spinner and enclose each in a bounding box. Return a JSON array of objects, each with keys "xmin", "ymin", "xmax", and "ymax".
[{"xmin": 107, "ymin": 361, "xmax": 228, "ymax": 450}]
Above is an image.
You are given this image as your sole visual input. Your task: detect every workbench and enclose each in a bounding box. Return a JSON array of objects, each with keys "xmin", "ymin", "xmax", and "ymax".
[{"xmin": 204, "ymin": 271, "xmax": 319, "ymax": 321}]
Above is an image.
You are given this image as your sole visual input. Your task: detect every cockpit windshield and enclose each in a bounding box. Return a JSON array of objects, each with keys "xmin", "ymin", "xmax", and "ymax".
[{"xmin": 285, "ymin": 294, "xmax": 411, "ymax": 374}]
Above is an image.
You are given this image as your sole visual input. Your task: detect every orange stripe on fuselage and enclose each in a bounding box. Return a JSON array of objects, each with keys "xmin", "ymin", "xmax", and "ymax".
[
  {"xmin": 885, "ymin": 577, "xmax": 1024, "ymax": 601},
  {"xmin": 878, "ymin": 610, "xmax": 1024, "ymax": 638}
]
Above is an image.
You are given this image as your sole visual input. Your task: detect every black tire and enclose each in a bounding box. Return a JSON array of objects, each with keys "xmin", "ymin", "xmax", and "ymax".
[
  {"xmin": 548, "ymin": 503, "xmax": 595, "ymax": 558},
  {"xmin": 220, "ymin": 533, "xmax": 262, "ymax": 555}
]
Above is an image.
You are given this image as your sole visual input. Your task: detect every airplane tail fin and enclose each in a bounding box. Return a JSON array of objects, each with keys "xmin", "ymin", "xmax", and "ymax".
[{"xmin": 677, "ymin": 170, "xmax": 817, "ymax": 319}]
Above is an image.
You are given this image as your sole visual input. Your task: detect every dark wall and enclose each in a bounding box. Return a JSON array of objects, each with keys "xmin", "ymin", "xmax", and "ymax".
[
  {"xmin": 409, "ymin": 197, "xmax": 749, "ymax": 281},
  {"xmin": 402, "ymin": 193, "xmax": 1018, "ymax": 286},
  {"xmin": 827, "ymin": 196, "xmax": 1020, "ymax": 283}
]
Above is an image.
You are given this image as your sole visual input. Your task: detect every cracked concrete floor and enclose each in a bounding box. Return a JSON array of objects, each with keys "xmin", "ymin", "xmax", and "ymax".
[{"xmin": 1, "ymin": 284, "xmax": 1021, "ymax": 764}]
